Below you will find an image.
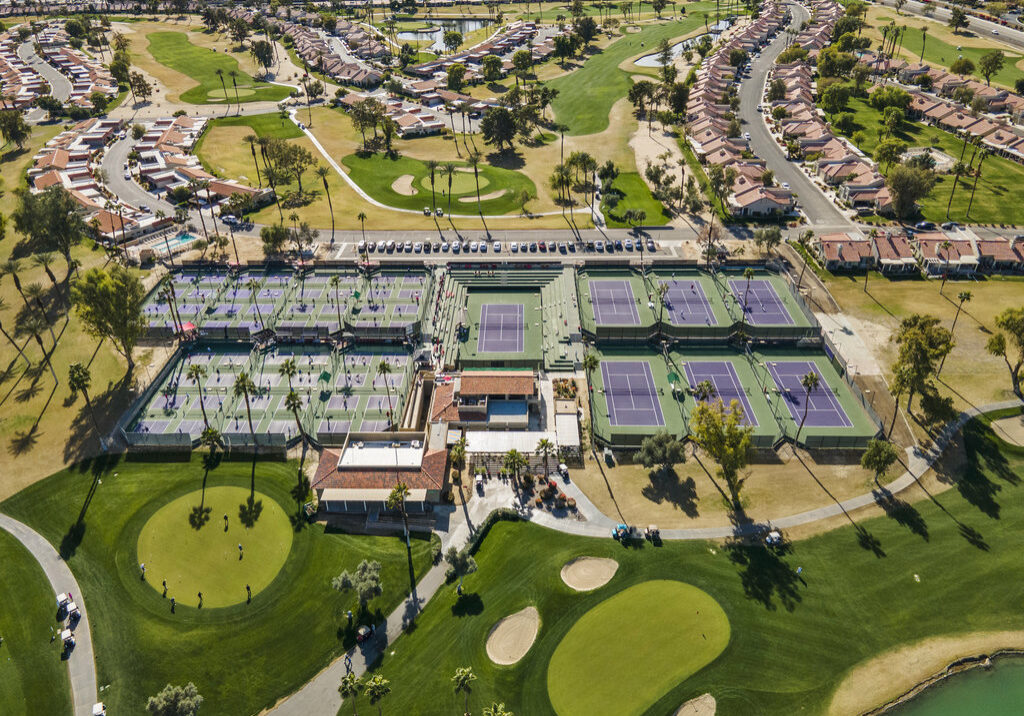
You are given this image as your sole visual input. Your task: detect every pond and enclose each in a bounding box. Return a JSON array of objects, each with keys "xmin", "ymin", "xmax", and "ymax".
[
  {"xmin": 891, "ymin": 658, "xmax": 1024, "ymax": 715},
  {"xmin": 633, "ymin": 19, "xmax": 731, "ymax": 67},
  {"xmin": 396, "ymin": 18, "xmax": 491, "ymax": 53}
]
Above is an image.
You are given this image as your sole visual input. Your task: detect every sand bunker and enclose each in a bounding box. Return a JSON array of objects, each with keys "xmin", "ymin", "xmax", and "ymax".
[
  {"xmin": 458, "ymin": 189, "xmax": 506, "ymax": 202},
  {"xmin": 675, "ymin": 694, "xmax": 716, "ymax": 715},
  {"xmin": 561, "ymin": 557, "xmax": 619, "ymax": 591},
  {"xmin": 390, "ymin": 174, "xmax": 416, "ymax": 196},
  {"xmin": 486, "ymin": 606, "xmax": 540, "ymax": 665},
  {"xmin": 992, "ymin": 415, "xmax": 1024, "ymax": 447}
]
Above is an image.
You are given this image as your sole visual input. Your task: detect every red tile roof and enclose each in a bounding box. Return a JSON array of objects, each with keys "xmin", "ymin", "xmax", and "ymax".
[
  {"xmin": 312, "ymin": 447, "xmax": 447, "ymax": 490},
  {"xmin": 459, "ymin": 371, "xmax": 535, "ymax": 397}
]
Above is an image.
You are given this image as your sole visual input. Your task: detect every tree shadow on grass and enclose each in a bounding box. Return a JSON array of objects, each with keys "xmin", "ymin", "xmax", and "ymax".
[
  {"xmin": 450, "ymin": 592, "xmax": 483, "ymax": 617},
  {"xmin": 723, "ymin": 537, "xmax": 805, "ymax": 612},
  {"xmin": 58, "ymin": 454, "xmax": 121, "ymax": 559},
  {"xmin": 640, "ymin": 466, "xmax": 699, "ymax": 517},
  {"xmin": 63, "ymin": 369, "xmax": 136, "ymax": 465},
  {"xmin": 945, "ymin": 419, "xmax": 1018, "ymax": 519},
  {"xmin": 238, "ymin": 495, "xmax": 263, "ymax": 527},
  {"xmin": 872, "ymin": 486, "xmax": 929, "ymax": 541},
  {"xmin": 485, "ymin": 149, "xmax": 525, "ymax": 170}
]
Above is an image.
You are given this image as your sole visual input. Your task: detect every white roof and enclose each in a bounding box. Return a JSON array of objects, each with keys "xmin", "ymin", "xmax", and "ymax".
[
  {"xmin": 338, "ymin": 441, "xmax": 423, "ymax": 469},
  {"xmin": 465, "ymin": 430, "xmax": 558, "ymax": 454},
  {"xmin": 555, "ymin": 414, "xmax": 580, "ymax": 447}
]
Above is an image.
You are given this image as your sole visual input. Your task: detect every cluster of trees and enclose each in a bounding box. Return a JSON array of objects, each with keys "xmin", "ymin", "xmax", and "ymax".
[
  {"xmin": 109, "ymin": 32, "xmax": 153, "ymax": 105},
  {"xmin": 479, "ymin": 83, "xmax": 559, "ymax": 152},
  {"xmin": 549, "ymin": 150, "xmax": 599, "ymax": 212},
  {"xmin": 347, "ymin": 96, "xmax": 398, "ymax": 154},
  {"xmin": 0, "ymin": 109, "xmax": 30, "ymax": 150},
  {"xmin": 338, "ymin": 665, "xmax": 512, "ymax": 716}
]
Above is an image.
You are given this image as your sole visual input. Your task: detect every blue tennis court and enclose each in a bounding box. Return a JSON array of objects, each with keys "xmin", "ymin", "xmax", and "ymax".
[
  {"xmin": 661, "ymin": 280, "xmax": 717, "ymax": 326},
  {"xmin": 767, "ymin": 360, "xmax": 853, "ymax": 427},
  {"xmin": 729, "ymin": 279, "xmax": 794, "ymax": 325},
  {"xmin": 682, "ymin": 360, "xmax": 758, "ymax": 426},
  {"xmin": 590, "ymin": 280, "xmax": 640, "ymax": 325},
  {"xmin": 601, "ymin": 361, "xmax": 665, "ymax": 427},
  {"xmin": 478, "ymin": 303, "xmax": 524, "ymax": 353}
]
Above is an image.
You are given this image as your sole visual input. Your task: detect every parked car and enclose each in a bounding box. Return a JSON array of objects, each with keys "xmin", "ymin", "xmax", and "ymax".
[
  {"xmin": 404, "ymin": 241, "xmax": 413, "ymax": 252},
  {"xmin": 493, "ymin": 241, "xmax": 502, "ymax": 252},
  {"xmin": 941, "ymin": 221, "xmax": 960, "ymax": 230},
  {"xmin": 916, "ymin": 221, "xmax": 936, "ymax": 230},
  {"xmin": 647, "ymin": 239, "xmax": 656, "ymax": 252},
  {"xmin": 357, "ymin": 240, "xmax": 366, "ymax": 253},
  {"xmin": 413, "ymin": 242, "xmax": 422, "ymax": 253},
  {"xmin": 781, "ymin": 182, "xmax": 791, "ymax": 190},
  {"xmin": 511, "ymin": 242, "xmax": 519, "ymax": 253}
]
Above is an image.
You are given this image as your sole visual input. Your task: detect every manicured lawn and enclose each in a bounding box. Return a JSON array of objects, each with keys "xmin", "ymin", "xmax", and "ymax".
[
  {"xmin": 547, "ymin": 7, "xmax": 716, "ymax": 136},
  {"xmin": 365, "ymin": 410, "xmax": 1024, "ymax": 715},
  {"xmin": 146, "ymin": 31, "xmax": 291, "ymax": 104},
  {"xmin": 601, "ymin": 171, "xmax": 670, "ymax": 228},
  {"xmin": 203, "ymin": 113, "xmax": 304, "ymax": 140},
  {"xmin": 0, "ymin": 529, "xmax": 72, "ymax": 716},
  {"xmin": 136, "ymin": 486, "xmax": 293, "ymax": 607},
  {"xmin": 835, "ymin": 96, "xmax": 1024, "ymax": 225},
  {"xmin": 1, "ymin": 456, "xmax": 434, "ymax": 715},
  {"xmin": 548, "ymin": 580, "xmax": 730, "ymax": 716},
  {"xmin": 341, "ymin": 152, "xmax": 536, "ymax": 215}
]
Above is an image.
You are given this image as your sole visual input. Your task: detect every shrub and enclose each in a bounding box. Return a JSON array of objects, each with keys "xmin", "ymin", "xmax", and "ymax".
[{"xmin": 466, "ymin": 508, "xmax": 519, "ymax": 555}]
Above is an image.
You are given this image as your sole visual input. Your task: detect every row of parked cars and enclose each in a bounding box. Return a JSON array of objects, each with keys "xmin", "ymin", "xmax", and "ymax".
[{"xmin": 357, "ymin": 238, "xmax": 658, "ymax": 256}]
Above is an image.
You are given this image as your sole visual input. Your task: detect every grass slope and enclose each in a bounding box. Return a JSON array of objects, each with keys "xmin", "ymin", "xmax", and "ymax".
[
  {"xmin": 602, "ymin": 171, "xmax": 670, "ymax": 228},
  {"xmin": 364, "ymin": 409, "xmax": 1024, "ymax": 715},
  {"xmin": 835, "ymin": 96, "xmax": 1024, "ymax": 225},
  {"xmin": 548, "ymin": 580, "xmax": 730, "ymax": 716},
  {"xmin": 1, "ymin": 456, "xmax": 433, "ymax": 715},
  {"xmin": 0, "ymin": 529, "xmax": 72, "ymax": 716},
  {"xmin": 548, "ymin": 8, "xmax": 715, "ymax": 136},
  {"xmin": 147, "ymin": 31, "xmax": 291, "ymax": 104}
]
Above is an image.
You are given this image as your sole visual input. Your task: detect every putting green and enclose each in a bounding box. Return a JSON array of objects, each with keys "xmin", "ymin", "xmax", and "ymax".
[
  {"xmin": 419, "ymin": 171, "xmax": 485, "ymax": 195},
  {"xmin": 136, "ymin": 486, "xmax": 293, "ymax": 608},
  {"xmin": 547, "ymin": 580, "xmax": 729, "ymax": 716},
  {"xmin": 207, "ymin": 87, "xmax": 257, "ymax": 99}
]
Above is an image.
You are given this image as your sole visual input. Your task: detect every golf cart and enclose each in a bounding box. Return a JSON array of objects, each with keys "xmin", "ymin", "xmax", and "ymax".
[
  {"xmin": 557, "ymin": 463, "xmax": 570, "ymax": 482},
  {"xmin": 645, "ymin": 525, "xmax": 660, "ymax": 542},
  {"xmin": 613, "ymin": 524, "xmax": 643, "ymax": 541},
  {"xmin": 93, "ymin": 704, "xmax": 106, "ymax": 716},
  {"xmin": 765, "ymin": 530, "xmax": 783, "ymax": 547},
  {"xmin": 66, "ymin": 600, "xmax": 81, "ymax": 624},
  {"xmin": 475, "ymin": 475, "xmax": 485, "ymax": 495},
  {"xmin": 61, "ymin": 629, "xmax": 75, "ymax": 655},
  {"xmin": 356, "ymin": 625, "xmax": 372, "ymax": 643}
]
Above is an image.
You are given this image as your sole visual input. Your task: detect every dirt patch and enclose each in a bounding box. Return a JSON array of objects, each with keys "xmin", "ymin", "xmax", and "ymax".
[
  {"xmin": 485, "ymin": 606, "xmax": 540, "ymax": 665},
  {"xmin": 560, "ymin": 557, "xmax": 618, "ymax": 591},
  {"xmin": 458, "ymin": 189, "xmax": 506, "ymax": 202},
  {"xmin": 675, "ymin": 693, "xmax": 716, "ymax": 716},
  {"xmin": 390, "ymin": 174, "xmax": 417, "ymax": 196},
  {"xmin": 992, "ymin": 415, "xmax": 1024, "ymax": 447},
  {"xmin": 828, "ymin": 631, "xmax": 1024, "ymax": 716}
]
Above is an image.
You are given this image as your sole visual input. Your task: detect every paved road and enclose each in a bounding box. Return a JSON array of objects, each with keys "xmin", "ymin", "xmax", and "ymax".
[
  {"xmin": 18, "ymin": 40, "xmax": 72, "ymax": 102},
  {"xmin": 0, "ymin": 513, "xmax": 97, "ymax": 716},
  {"xmin": 102, "ymin": 134, "xmax": 177, "ymax": 216},
  {"xmin": 872, "ymin": 0, "xmax": 1024, "ymax": 54},
  {"xmin": 740, "ymin": 3, "xmax": 855, "ymax": 231}
]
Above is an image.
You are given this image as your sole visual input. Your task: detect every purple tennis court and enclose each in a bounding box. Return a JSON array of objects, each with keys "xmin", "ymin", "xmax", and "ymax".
[
  {"xmin": 590, "ymin": 280, "xmax": 640, "ymax": 325},
  {"xmin": 601, "ymin": 361, "xmax": 665, "ymax": 426},
  {"xmin": 728, "ymin": 279, "xmax": 794, "ymax": 326},
  {"xmin": 682, "ymin": 361, "xmax": 758, "ymax": 426},
  {"xmin": 477, "ymin": 303, "xmax": 525, "ymax": 353},
  {"xmin": 766, "ymin": 360, "xmax": 852, "ymax": 428},
  {"xmin": 661, "ymin": 280, "xmax": 718, "ymax": 326}
]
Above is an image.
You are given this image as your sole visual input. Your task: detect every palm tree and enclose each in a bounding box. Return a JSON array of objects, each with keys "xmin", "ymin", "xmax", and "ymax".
[
  {"xmin": 443, "ymin": 162, "xmax": 456, "ymax": 215},
  {"xmin": 285, "ymin": 389, "xmax": 307, "ymax": 447},
  {"xmin": 364, "ymin": 675, "xmax": 391, "ymax": 716},
  {"xmin": 189, "ymin": 180, "xmax": 210, "ymax": 242},
  {"xmin": 467, "ymin": 151, "xmax": 483, "ymax": 214},
  {"xmin": 939, "ymin": 239, "xmax": 953, "ymax": 293},
  {"xmin": 386, "ymin": 481, "xmax": 411, "ymax": 540},
  {"xmin": 68, "ymin": 362, "xmax": 101, "ymax": 438},
  {"xmin": 502, "ymin": 448, "xmax": 528, "ymax": 487},
  {"xmin": 742, "ymin": 267, "xmax": 755, "ymax": 310},
  {"xmin": 656, "ymin": 281, "xmax": 669, "ymax": 325},
  {"xmin": 450, "ymin": 436, "xmax": 467, "ymax": 477},
  {"xmin": 338, "ymin": 673, "xmax": 363, "ymax": 716},
  {"xmin": 483, "ymin": 704, "xmax": 513, "ymax": 716},
  {"xmin": 1, "ymin": 258, "xmax": 30, "ymax": 308},
  {"xmin": 246, "ymin": 279, "xmax": 266, "ymax": 331},
  {"xmin": 920, "ymin": 24, "xmax": 928, "ymax": 62},
  {"xmin": 582, "ymin": 350, "xmax": 599, "ymax": 388},
  {"xmin": 377, "ymin": 360, "xmax": 395, "ymax": 428},
  {"xmin": 187, "ymin": 363, "xmax": 211, "ymax": 430},
  {"xmin": 31, "ymin": 251, "xmax": 59, "ymax": 292},
  {"xmin": 329, "ymin": 275, "xmax": 344, "ymax": 335},
  {"xmin": 228, "ymin": 69, "xmax": 240, "ymax": 111},
  {"xmin": 232, "ymin": 370, "xmax": 259, "ymax": 448},
  {"xmin": 215, "ymin": 68, "xmax": 228, "ymax": 102},
  {"xmin": 794, "ymin": 371, "xmax": 820, "ymax": 443},
  {"xmin": 24, "ymin": 282, "xmax": 55, "ymax": 344},
  {"xmin": 536, "ymin": 437, "xmax": 554, "ymax": 479},
  {"xmin": 317, "ymin": 165, "xmax": 335, "ymax": 243},
  {"xmin": 0, "ymin": 297, "xmax": 30, "ymax": 366},
  {"xmin": 946, "ymin": 162, "xmax": 967, "ymax": 219},
  {"xmin": 966, "ymin": 149, "xmax": 988, "ymax": 218},
  {"xmin": 694, "ymin": 379, "xmax": 716, "ymax": 403},
  {"xmin": 357, "ymin": 212, "xmax": 368, "ymax": 243},
  {"xmin": 244, "ymin": 134, "xmax": 262, "ymax": 186},
  {"xmin": 938, "ymin": 290, "xmax": 972, "ymax": 376},
  {"xmin": 452, "ymin": 667, "xmax": 477, "ymax": 716},
  {"xmin": 278, "ymin": 357, "xmax": 298, "ymax": 390}
]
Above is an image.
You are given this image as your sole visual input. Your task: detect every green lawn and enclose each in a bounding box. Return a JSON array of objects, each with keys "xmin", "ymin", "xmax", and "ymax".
[
  {"xmin": 0, "ymin": 456, "xmax": 434, "ymax": 715},
  {"xmin": 835, "ymin": 95, "xmax": 1024, "ymax": 224},
  {"xmin": 548, "ymin": 580, "xmax": 730, "ymax": 716},
  {"xmin": 363, "ymin": 408, "xmax": 1024, "ymax": 715},
  {"xmin": 601, "ymin": 171, "xmax": 670, "ymax": 228},
  {"xmin": 0, "ymin": 529, "xmax": 72, "ymax": 716},
  {"xmin": 136, "ymin": 486, "xmax": 293, "ymax": 607},
  {"xmin": 341, "ymin": 153, "xmax": 536, "ymax": 215},
  {"xmin": 547, "ymin": 8, "xmax": 717, "ymax": 136},
  {"xmin": 147, "ymin": 31, "xmax": 291, "ymax": 104},
  {"xmin": 202, "ymin": 113, "xmax": 304, "ymax": 140}
]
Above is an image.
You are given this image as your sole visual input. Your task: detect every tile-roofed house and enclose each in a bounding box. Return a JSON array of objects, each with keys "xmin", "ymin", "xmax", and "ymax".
[
  {"xmin": 458, "ymin": 371, "xmax": 536, "ymax": 398},
  {"xmin": 913, "ymin": 233, "xmax": 979, "ymax": 276},
  {"xmin": 975, "ymin": 236, "xmax": 1024, "ymax": 273},
  {"xmin": 872, "ymin": 232, "xmax": 918, "ymax": 274},
  {"xmin": 816, "ymin": 233, "xmax": 874, "ymax": 271}
]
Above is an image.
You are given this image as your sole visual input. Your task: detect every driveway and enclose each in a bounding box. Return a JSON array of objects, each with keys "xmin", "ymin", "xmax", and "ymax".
[
  {"xmin": 739, "ymin": 3, "xmax": 855, "ymax": 231},
  {"xmin": 102, "ymin": 134, "xmax": 176, "ymax": 216},
  {"xmin": 18, "ymin": 40, "xmax": 71, "ymax": 102}
]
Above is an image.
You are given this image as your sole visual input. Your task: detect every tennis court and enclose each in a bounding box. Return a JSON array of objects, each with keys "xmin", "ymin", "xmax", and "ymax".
[
  {"xmin": 601, "ymin": 361, "xmax": 665, "ymax": 427},
  {"xmin": 590, "ymin": 280, "xmax": 641, "ymax": 326},
  {"xmin": 681, "ymin": 360, "xmax": 759, "ymax": 427},
  {"xmin": 766, "ymin": 360, "xmax": 853, "ymax": 428},
  {"xmin": 477, "ymin": 303, "xmax": 525, "ymax": 353},
  {"xmin": 728, "ymin": 279, "xmax": 794, "ymax": 326},
  {"xmin": 661, "ymin": 280, "xmax": 718, "ymax": 326}
]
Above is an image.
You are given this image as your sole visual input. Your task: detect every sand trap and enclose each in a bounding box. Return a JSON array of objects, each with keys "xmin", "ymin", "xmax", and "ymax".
[
  {"xmin": 390, "ymin": 174, "xmax": 416, "ymax": 196},
  {"xmin": 486, "ymin": 606, "xmax": 540, "ymax": 665},
  {"xmin": 675, "ymin": 694, "xmax": 716, "ymax": 716},
  {"xmin": 561, "ymin": 557, "xmax": 618, "ymax": 591},
  {"xmin": 992, "ymin": 415, "xmax": 1024, "ymax": 447},
  {"xmin": 458, "ymin": 189, "xmax": 506, "ymax": 202}
]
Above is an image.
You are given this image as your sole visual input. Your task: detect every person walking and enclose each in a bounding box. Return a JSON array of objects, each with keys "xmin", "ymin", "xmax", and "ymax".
[{"xmin": 238, "ymin": 543, "xmax": 244, "ymax": 560}]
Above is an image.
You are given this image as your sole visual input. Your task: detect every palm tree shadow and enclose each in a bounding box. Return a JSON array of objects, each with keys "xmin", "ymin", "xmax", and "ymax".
[
  {"xmin": 238, "ymin": 495, "xmax": 263, "ymax": 527},
  {"xmin": 58, "ymin": 454, "xmax": 120, "ymax": 558}
]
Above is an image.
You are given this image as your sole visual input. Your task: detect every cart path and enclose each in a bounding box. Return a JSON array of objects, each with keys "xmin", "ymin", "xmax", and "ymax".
[{"xmin": 0, "ymin": 513, "xmax": 97, "ymax": 716}]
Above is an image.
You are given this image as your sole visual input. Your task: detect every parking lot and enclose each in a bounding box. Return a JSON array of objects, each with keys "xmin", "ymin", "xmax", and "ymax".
[{"xmin": 356, "ymin": 235, "xmax": 660, "ymax": 259}]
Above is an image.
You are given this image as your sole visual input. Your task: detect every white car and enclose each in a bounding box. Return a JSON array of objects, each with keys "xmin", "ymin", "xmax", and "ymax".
[
  {"xmin": 781, "ymin": 182, "xmax": 791, "ymax": 190},
  {"xmin": 413, "ymin": 242, "xmax": 422, "ymax": 253},
  {"xmin": 441, "ymin": 241, "xmax": 450, "ymax": 252},
  {"xmin": 743, "ymin": 132, "xmax": 751, "ymax": 140},
  {"xmin": 493, "ymin": 241, "xmax": 502, "ymax": 252},
  {"xmin": 470, "ymin": 241, "xmax": 479, "ymax": 252},
  {"xmin": 123, "ymin": 171, "xmax": 131, "ymax": 180},
  {"xmin": 993, "ymin": 29, "xmax": 1000, "ymax": 35},
  {"xmin": 511, "ymin": 242, "xmax": 519, "ymax": 252}
]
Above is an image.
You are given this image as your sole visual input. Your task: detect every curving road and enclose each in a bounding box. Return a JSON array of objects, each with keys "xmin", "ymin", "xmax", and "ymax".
[
  {"xmin": 739, "ymin": 2, "xmax": 855, "ymax": 231},
  {"xmin": 18, "ymin": 40, "xmax": 72, "ymax": 102},
  {"xmin": 0, "ymin": 513, "xmax": 97, "ymax": 716},
  {"xmin": 102, "ymin": 134, "xmax": 176, "ymax": 217},
  {"xmin": 872, "ymin": 0, "xmax": 1024, "ymax": 54}
]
